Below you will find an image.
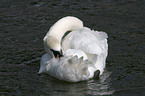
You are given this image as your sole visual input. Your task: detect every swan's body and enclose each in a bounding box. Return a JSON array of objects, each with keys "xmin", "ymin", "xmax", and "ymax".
[
  {"xmin": 39, "ymin": 16, "xmax": 108, "ymax": 82},
  {"xmin": 39, "ymin": 49, "xmax": 96, "ymax": 82}
]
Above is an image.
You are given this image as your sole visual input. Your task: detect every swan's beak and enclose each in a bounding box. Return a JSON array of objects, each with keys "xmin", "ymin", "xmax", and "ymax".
[
  {"xmin": 56, "ymin": 51, "xmax": 63, "ymax": 60},
  {"xmin": 56, "ymin": 55, "xmax": 60, "ymax": 60}
]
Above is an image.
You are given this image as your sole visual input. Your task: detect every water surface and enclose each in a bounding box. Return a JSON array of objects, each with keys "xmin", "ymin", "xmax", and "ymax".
[{"xmin": 0, "ymin": 0, "xmax": 145, "ymax": 95}]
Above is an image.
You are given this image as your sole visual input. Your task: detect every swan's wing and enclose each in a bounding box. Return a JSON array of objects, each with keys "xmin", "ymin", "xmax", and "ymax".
[
  {"xmin": 62, "ymin": 27, "xmax": 108, "ymax": 74},
  {"xmin": 64, "ymin": 49, "xmax": 88, "ymax": 60},
  {"xmin": 62, "ymin": 27, "xmax": 108, "ymax": 56}
]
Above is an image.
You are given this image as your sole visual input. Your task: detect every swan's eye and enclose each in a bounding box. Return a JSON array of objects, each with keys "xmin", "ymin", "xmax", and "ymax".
[{"xmin": 50, "ymin": 49, "xmax": 63, "ymax": 58}]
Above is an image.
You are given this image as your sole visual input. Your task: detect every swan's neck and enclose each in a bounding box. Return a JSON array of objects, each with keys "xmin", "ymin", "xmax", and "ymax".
[{"xmin": 45, "ymin": 16, "xmax": 83, "ymax": 42}]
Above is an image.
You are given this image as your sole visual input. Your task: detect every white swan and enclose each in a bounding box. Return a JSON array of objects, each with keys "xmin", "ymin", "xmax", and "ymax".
[{"xmin": 39, "ymin": 16, "xmax": 108, "ymax": 82}]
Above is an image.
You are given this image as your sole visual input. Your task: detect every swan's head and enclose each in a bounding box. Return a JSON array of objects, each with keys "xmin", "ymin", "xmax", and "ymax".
[
  {"xmin": 43, "ymin": 16, "xmax": 84, "ymax": 59},
  {"xmin": 44, "ymin": 36, "xmax": 63, "ymax": 59}
]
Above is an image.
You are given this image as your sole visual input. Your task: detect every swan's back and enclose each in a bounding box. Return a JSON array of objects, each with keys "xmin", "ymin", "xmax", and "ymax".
[
  {"xmin": 62, "ymin": 27, "xmax": 108, "ymax": 55},
  {"xmin": 62, "ymin": 27, "xmax": 108, "ymax": 75}
]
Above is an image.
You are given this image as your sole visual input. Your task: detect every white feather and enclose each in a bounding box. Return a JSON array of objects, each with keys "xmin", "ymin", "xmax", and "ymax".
[
  {"xmin": 39, "ymin": 16, "xmax": 108, "ymax": 82},
  {"xmin": 40, "ymin": 50, "xmax": 96, "ymax": 82},
  {"xmin": 62, "ymin": 27, "xmax": 108, "ymax": 74}
]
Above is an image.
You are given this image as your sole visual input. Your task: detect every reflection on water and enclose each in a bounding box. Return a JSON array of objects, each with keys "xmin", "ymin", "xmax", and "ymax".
[
  {"xmin": 40, "ymin": 70, "xmax": 114, "ymax": 96},
  {"xmin": 87, "ymin": 71, "xmax": 114, "ymax": 95}
]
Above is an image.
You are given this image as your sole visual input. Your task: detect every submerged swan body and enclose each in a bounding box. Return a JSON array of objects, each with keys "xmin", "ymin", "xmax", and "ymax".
[{"xmin": 39, "ymin": 16, "xmax": 108, "ymax": 82}]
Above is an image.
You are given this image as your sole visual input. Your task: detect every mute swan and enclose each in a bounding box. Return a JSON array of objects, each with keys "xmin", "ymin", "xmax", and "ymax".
[{"xmin": 39, "ymin": 16, "xmax": 108, "ymax": 82}]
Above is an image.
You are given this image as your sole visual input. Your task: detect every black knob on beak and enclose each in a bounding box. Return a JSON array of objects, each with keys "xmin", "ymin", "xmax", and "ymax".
[{"xmin": 50, "ymin": 49, "xmax": 63, "ymax": 59}]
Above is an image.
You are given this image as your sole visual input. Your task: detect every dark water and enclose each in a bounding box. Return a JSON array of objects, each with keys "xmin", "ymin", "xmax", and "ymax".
[{"xmin": 0, "ymin": 0, "xmax": 145, "ymax": 95}]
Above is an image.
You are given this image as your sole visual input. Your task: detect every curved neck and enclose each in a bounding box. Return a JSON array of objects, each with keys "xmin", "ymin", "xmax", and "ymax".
[{"xmin": 45, "ymin": 16, "xmax": 83, "ymax": 42}]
